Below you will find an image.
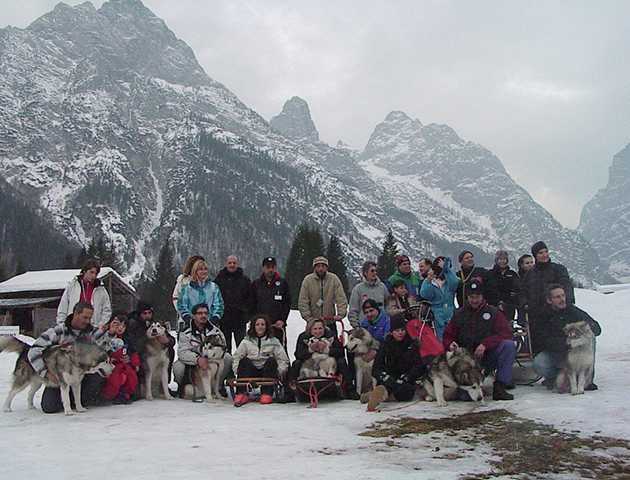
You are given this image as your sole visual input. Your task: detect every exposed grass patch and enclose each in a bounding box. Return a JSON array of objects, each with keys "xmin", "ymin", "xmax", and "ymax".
[{"xmin": 361, "ymin": 409, "xmax": 630, "ymax": 479}]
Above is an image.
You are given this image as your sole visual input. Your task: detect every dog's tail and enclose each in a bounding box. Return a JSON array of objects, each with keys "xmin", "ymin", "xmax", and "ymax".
[{"xmin": 0, "ymin": 335, "xmax": 31, "ymax": 354}]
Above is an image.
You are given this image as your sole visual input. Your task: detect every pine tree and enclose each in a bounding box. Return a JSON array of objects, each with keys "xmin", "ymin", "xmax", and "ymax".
[
  {"xmin": 285, "ymin": 224, "xmax": 326, "ymax": 309},
  {"xmin": 326, "ymin": 234, "xmax": 350, "ymax": 298},
  {"xmin": 143, "ymin": 239, "xmax": 177, "ymax": 327},
  {"xmin": 377, "ymin": 228, "xmax": 400, "ymax": 282},
  {"xmin": 15, "ymin": 260, "xmax": 27, "ymax": 276},
  {"xmin": 63, "ymin": 251, "xmax": 76, "ymax": 269},
  {"xmin": 83, "ymin": 238, "xmax": 124, "ymax": 272}
]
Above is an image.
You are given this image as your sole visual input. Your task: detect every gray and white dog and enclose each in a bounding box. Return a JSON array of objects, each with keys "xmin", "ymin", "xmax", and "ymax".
[
  {"xmin": 299, "ymin": 337, "xmax": 337, "ymax": 379},
  {"xmin": 143, "ymin": 322, "xmax": 174, "ymax": 401},
  {"xmin": 557, "ymin": 321, "xmax": 595, "ymax": 395},
  {"xmin": 183, "ymin": 334, "xmax": 226, "ymax": 403},
  {"xmin": 344, "ymin": 327, "xmax": 378, "ymax": 396},
  {"xmin": 0, "ymin": 335, "xmax": 113, "ymax": 415},
  {"xmin": 421, "ymin": 348, "xmax": 485, "ymax": 407}
]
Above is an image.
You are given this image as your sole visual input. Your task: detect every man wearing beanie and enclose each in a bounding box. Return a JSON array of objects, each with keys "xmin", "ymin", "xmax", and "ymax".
[
  {"xmin": 363, "ymin": 312, "xmax": 424, "ymax": 411},
  {"xmin": 455, "ymin": 250, "xmax": 489, "ymax": 308},
  {"xmin": 360, "ymin": 299, "xmax": 390, "ymax": 344},
  {"xmin": 442, "ymin": 279, "xmax": 516, "ymax": 401},
  {"xmin": 298, "ymin": 256, "xmax": 348, "ymax": 336},
  {"xmin": 519, "ymin": 241, "xmax": 574, "ymax": 326},
  {"xmin": 485, "ymin": 250, "xmax": 519, "ymax": 321},
  {"xmin": 385, "ymin": 255, "xmax": 422, "ymax": 301}
]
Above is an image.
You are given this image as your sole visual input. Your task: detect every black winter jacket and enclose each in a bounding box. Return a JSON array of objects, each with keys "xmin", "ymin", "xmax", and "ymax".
[
  {"xmin": 214, "ymin": 267, "xmax": 253, "ymax": 331},
  {"xmin": 372, "ymin": 334, "xmax": 424, "ymax": 383},
  {"xmin": 531, "ymin": 304, "xmax": 601, "ymax": 354},
  {"xmin": 520, "ymin": 261, "xmax": 574, "ymax": 315}
]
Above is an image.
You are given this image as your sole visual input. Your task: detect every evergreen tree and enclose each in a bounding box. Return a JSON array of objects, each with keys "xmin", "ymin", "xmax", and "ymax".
[
  {"xmin": 83, "ymin": 238, "xmax": 124, "ymax": 272},
  {"xmin": 326, "ymin": 234, "xmax": 350, "ymax": 297},
  {"xmin": 377, "ymin": 228, "xmax": 400, "ymax": 282},
  {"xmin": 76, "ymin": 247, "xmax": 89, "ymax": 268},
  {"xmin": 143, "ymin": 239, "xmax": 177, "ymax": 327},
  {"xmin": 15, "ymin": 260, "xmax": 27, "ymax": 276},
  {"xmin": 63, "ymin": 251, "xmax": 76, "ymax": 269},
  {"xmin": 285, "ymin": 223, "xmax": 325, "ymax": 308}
]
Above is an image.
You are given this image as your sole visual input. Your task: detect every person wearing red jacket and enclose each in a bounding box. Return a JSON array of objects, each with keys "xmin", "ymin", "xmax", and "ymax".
[
  {"xmin": 101, "ymin": 313, "xmax": 141, "ymax": 404},
  {"xmin": 442, "ymin": 279, "xmax": 516, "ymax": 401}
]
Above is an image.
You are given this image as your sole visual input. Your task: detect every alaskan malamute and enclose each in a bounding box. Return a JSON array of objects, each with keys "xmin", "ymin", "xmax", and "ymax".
[
  {"xmin": 1, "ymin": 335, "xmax": 113, "ymax": 415},
  {"xmin": 344, "ymin": 327, "xmax": 378, "ymax": 396},
  {"xmin": 182, "ymin": 334, "xmax": 226, "ymax": 403},
  {"xmin": 299, "ymin": 337, "xmax": 337, "ymax": 379},
  {"xmin": 421, "ymin": 348, "xmax": 485, "ymax": 406},
  {"xmin": 143, "ymin": 322, "xmax": 174, "ymax": 401},
  {"xmin": 557, "ymin": 321, "xmax": 595, "ymax": 395}
]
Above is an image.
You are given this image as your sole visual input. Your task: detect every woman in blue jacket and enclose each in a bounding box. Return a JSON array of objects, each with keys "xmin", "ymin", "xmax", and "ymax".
[
  {"xmin": 177, "ymin": 259, "xmax": 224, "ymax": 327},
  {"xmin": 419, "ymin": 257, "xmax": 460, "ymax": 341}
]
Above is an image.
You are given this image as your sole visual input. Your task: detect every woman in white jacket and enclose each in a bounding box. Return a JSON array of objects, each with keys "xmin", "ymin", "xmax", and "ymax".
[
  {"xmin": 56, "ymin": 259, "xmax": 112, "ymax": 327},
  {"xmin": 232, "ymin": 314, "xmax": 289, "ymax": 405}
]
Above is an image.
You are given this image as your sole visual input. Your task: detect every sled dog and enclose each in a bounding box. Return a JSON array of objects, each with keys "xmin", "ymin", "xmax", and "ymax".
[
  {"xmin": 183, "ymin": 334, "xmax": 226, "ymax": 403},
  {"xmin": 421, "ymin": 348, "xmax": 485, "ymax": 407},
  {"xmin": 0, "ymin": 335, "xmax": 113, "ymax": 415},
  {"xmin": 299, "ymin": 337, "xmax": 337, "ymax": 379},
  {"xmin": 143, "ymin": 322, "xmax": 174, "ymax": 401},
  {"xmin": 557, "ymin": 321, "xmax": 595, "ymax": 395},
  {"xmin": 345, "ymin": 327, "xmax": 378, "ymax": 395}
]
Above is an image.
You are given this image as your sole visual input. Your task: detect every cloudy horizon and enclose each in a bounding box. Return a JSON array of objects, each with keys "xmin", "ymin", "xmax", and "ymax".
[{"xmin": 2, "ymin": 0, "xmax": 629, "ymax": 229}]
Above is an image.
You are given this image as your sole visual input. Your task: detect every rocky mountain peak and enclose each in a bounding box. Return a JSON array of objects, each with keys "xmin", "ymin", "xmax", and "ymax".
[{"xmin": 269, "ymin": 96, "xmax": 319, "ymax": 142}]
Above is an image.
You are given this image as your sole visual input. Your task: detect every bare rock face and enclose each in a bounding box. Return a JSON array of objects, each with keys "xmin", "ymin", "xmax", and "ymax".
[{"xmin": 579, "ymin": 143, "xmax": 630, "ymax": 281}]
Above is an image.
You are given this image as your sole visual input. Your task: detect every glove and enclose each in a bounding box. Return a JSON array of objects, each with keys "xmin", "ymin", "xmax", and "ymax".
[
  {"xmin": 211, "ymin": 316, "xmax": 220, "ymax": 326},
  {"xmin": 381, "ymin": 374, "xmax": 391, "ymax": 384},
  {"xmin": 182, "ymin": 314, "xmax": 192, "ymax": 326},
  {"xmin": 442, "ymin": 258, "xmax": 452, "ymax": 274}
]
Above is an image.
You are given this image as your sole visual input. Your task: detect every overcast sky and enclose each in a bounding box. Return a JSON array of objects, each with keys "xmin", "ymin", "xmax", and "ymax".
[{"xmin": 2, "ymin": 1, "xmax": 629, "ymax": 228}]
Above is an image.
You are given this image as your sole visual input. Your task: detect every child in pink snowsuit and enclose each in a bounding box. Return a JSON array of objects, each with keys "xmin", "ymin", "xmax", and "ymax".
[{"xmin": 101, "ymin": 314, "xmax": 140, "ymax": 403}]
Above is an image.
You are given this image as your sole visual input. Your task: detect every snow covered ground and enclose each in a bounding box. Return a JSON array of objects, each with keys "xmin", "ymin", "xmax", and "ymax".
[{"xmin": 0, "ymin": 288, "xmax": 628, "ymax": 479}]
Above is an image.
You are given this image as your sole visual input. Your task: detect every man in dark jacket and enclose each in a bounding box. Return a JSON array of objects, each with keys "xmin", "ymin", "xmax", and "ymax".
[
  {"xmin": 520, "ymin": 241, "xmax": 574, "ymax": 325},
  {"xmin": 532, "ymin": 284, "xmax": 601, "ymax": 389},
  {"xmin": 485, "ymin": 250, "xmax": 519, "ymax": 321},
  {"xmin": 213, "ymin": 255, "xmax": 252, "ymax": 353},
  {"xmin": 455, "ymin": 250, "xmax": 489, "ymax": 308},
  {"xmin": 251, "ymin": 257, "xmax": 291, "ymax": 348},
  {"xmin": 442, "ymin": 279, "xmax": 516, "ymax": 401}
]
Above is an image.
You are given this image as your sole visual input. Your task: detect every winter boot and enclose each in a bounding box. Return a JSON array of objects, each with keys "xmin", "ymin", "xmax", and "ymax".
[
  {"xmin": 367, "ymin": 385, "xmax": 387, "ymax": 411},
  {"xmin": 493, "ymin": 381, "xmax": 514, "ymax": 401}
]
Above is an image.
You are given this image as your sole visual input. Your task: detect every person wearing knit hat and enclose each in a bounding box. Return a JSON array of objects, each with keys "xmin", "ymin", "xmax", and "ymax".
[
  {"xmin": 442, "ymin": 279, "xmax": 516, "ymax": 401},
  {"xmin": 419, "ymin": 256, "xmax": 460, "ymax": 342},
  {"xmin": 455, "ymin": 250, "xmax": 489, "ymax": 309},
  {"xmin": 486, "ymin": 250, "xmax": 519, "ymax": 321},
  {"xmin": 360, "ymin": 299, "xmax": 391, "ymax": 344},
  {"xmin": 385, "ymin": 255, "xmax": 422, "ymax": 301},
  {"xmin": 363, "ymin": 311, "xmax": 424, "ymax": 411},
  {"xmin": 519, "ymin": 241, "xmax": 575, "ymax": 335},
  {"xmin": 298, "ymin": 255, "xmax": 348, "ymax": 337}
]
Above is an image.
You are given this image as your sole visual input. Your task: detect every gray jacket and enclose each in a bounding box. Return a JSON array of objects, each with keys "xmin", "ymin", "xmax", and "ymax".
[{"xmin": 348, "ymin": 279, "xmax": 390, "ymax": 327}]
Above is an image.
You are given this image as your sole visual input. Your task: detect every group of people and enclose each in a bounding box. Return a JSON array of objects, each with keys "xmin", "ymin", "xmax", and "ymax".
[{"xmin": 26, "ymin": 239, "xmax": 601, "ymax": 413}]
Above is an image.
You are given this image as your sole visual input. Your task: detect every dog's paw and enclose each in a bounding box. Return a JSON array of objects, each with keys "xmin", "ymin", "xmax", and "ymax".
[
  {"xmin": 437, "ymin": 400, "xmax": 448, "ymax": 407},
  {"xmin": 64, "ymin": 410, "xmax": 74, "ymax": 416},
  {"xmin": 28, "ymin": 404, "xmax": 36, "ymax": 410},
  {"xmin": 205, "ymin": 397, "xmax": 216, "ymax": 404},
  {"xmin": 573, "ymin": 390, "xmax": 585, "ymax": 395},
  {"xmin": 164, "ymin": 394, "xmax": 174, "ymax": 400},
  {"xmin": 75, "ymin": 406, "xmax": 88, "ymax": 413},
  {"xmin": 3, "ymin": 407, "xmax": 12, "ymax": 412},
  {"xmin": 425, "ymin": 395, "xmax": 435, "ymax": 402},
  {"xmin": 145, "ymin": 395, "xmax": 154, "ymax": 401}
]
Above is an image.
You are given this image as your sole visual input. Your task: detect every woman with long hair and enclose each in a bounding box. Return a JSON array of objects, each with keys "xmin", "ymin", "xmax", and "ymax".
[
  {"xmin": 419, "ymin": 256, "xmax": 460, "ymax": 341},
  {"xmin": 232, "ymin": 314, "xmax": 289, "ymax": 405}
]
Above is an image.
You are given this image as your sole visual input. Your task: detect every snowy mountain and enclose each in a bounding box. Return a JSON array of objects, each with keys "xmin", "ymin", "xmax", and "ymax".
[
  {"xmin": 0, "ymin": 0, "xmax": 610, "ymax": 284},
  {"xmin": 579, "ymin": 143, "xmax": 630, "ymax": 281}
]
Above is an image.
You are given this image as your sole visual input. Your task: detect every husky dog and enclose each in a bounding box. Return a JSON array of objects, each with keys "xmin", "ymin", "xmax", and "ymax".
[
  {"xmin": 345, "ymin": 327, "xmax": 378, "ymax": 395},
  {"xmin": 143, "ymin": 322, "xmax": 174, "ymax": 401},
  {"xmin": 183, "ymin": 334, "xmax": 226, "ymax": 403},
  {"xmin": 557, "ymin": 321, "xmax": 595, "ymax": 395},
  {"xmin": 299, "ymin": 337, "xmax": 337, "ymax": 379},
  {"xmin": 421, "ymin": 348, "xmax": 485, "ymax": 407},
  {"xmin": 1, "ymin": 335, "xmax": 113, "ymax": 415}
]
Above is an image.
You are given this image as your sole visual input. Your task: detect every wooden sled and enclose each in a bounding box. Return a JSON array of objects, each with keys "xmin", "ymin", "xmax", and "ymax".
[
  {"xmin": 291, "ymin": 376, "xmax": 343, "ymax": 408},
  {"xmin": 225, "ymin": 378, "xmax": 281, "ymax": 406}
]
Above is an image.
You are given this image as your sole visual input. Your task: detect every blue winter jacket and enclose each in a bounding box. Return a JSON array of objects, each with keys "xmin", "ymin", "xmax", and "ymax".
[
  {"xmin": 360, "ymin": 310, "xmax": 391, "ymax": 344},
  {"xmin": 419, "ymin": 268, "xmax": 460, "ymax": 338},
  {"xmin": 177, "ymin": 279, "xmax": 224, "ymax": 325}
]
